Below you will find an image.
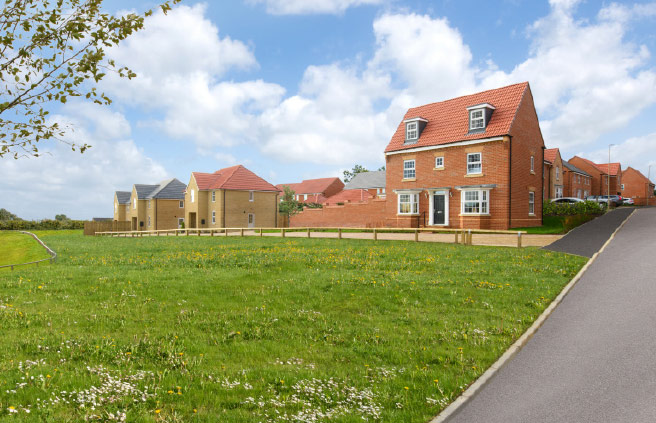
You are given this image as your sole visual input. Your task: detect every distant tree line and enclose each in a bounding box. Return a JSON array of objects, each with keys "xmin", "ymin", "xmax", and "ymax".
[{"xmin": 0, "ymin": 208, "xmax": 84, "ymax": 230}]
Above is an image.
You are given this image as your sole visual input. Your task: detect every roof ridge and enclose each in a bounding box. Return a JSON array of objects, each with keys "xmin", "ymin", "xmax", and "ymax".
[{"xmin": 408, "ymin": 82, "xmax": 528, "ymax": 112}]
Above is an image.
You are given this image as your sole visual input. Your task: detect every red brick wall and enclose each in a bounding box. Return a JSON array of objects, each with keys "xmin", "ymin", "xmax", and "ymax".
[
  {"xmin": 385, "ymin": 140, "xmax": 512, "ymax": 230},
  {"xmin": 568, "ymin": 157, "xmax": 603, "ymax": 196},
  {"xmin": 543, "ymin": 163, "xmax": 551, "ymax": 200},
  {"xmin": 565, "ymin": 171, "xmax": 592, "ymax": 198},
  {"xmin": 508, "ymin": 87, "xmax": 544, "ymax": 228},
  {"xmin": 621, "ymin": 168, "xmax": 655, "ymax": 204},
  {"xmin": 290, "ymin": 199, "xmax": 388, "ymax": 228},
  {"xmin": 323, "ymin": 179, "xmax": 346, "ymax": 198}
]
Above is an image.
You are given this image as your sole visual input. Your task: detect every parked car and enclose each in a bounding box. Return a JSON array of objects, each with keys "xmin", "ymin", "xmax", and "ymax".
[
  {"xmin": 623, "ymin": 197, "xmax": 635, "ymax": 205},
  {"xmin": 586, "ymin": 195, "xmax": 623, "ymax": 207},
  {"xmin": 551, "ymin": 197, "xmax": 584, "ymax": 204}
]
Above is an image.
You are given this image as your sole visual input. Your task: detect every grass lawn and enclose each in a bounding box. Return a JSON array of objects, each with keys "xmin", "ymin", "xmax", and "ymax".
[
  {"xmin": 0, "ymin": 231, "xmax": 51, "ymax": 268},
  {"xmin": 0, "ymin": 231, "xmax": 586, "ymax": 422},
  {"xmin": 512, "ymin": 214, "xmax": 599, "ymax": 235}
]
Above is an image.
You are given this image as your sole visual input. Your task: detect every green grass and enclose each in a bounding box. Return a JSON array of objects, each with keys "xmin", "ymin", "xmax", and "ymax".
[
  {"xmin": 512, "ymin": 214, "xmax": 599, "ymax": 235},
  {"xmin": 0, "ymin": 231, "xmax": 586, "ymax": 422},
  {"xmin": 0, "ymin": 231, "xmax": 51, "ymax": 267}
]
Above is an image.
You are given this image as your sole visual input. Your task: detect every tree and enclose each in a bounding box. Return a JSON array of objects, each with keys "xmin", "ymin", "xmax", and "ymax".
[
  {"xmin": 55, "ymin": 214, "xmax": 69, "ymax": 221},
  {"xmin": 0, "ymin": 0, "xmax": 180, "ymax": 159},
  {"xmin": 343, "ymin": 164, "xmax": 368, "ymax": 183},
  {"xmin": 279, "ymin": 185, "xmax": 301, "ymax": 218},
  {"xmin": 0, "ymin": 208, "xmax": 20, "ymax": 221}
]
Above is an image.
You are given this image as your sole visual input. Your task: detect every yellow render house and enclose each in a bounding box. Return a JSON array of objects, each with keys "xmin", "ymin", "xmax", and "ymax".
[
  {"xmin": 113, "ymin": 191, "xmax": 131, "ymax": 222},
  {"xmin": 185, "ymin": 165, "xmax": 281, "ymax": 229},
  {"xmin": 127, "ymin": 179, "xmax": 187, "ymax": 231}
]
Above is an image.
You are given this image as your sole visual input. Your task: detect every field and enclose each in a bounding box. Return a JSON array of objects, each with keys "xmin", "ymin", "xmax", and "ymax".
[
  {"xmin": 0, "ymin": 232, "xmax": 51, "ymax": 268},
  {"xmin": 0, "ymin": 231, "xmax": 586, "ymax": 422}
]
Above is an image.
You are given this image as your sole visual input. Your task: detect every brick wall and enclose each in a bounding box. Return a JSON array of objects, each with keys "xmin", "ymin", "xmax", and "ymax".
[
  {"xmin": 148, "ymin": 199, "xmax": 185, "ymax": 230},
  {"xmin": 621, "ymin": 167, "xmax": 655, "ymax": 204},
  {"xmin": 290, "ymin": 199, "xmax": 388, "ymax": 228},
  {"xmin": 224, "ymin": 190, "xmax": 278, "ymax": 228},
  {"xmin": 564, "ymin": 171, "xmax": 591, "ymax": 198},
  {"xmin": 568, "ymin": 157, "xmax": 604, "ymax": 196}
]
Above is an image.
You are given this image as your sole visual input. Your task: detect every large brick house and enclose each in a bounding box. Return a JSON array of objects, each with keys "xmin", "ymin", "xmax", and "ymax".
[
  {"xmin": 568, "ymin": 157, "xmax": 622, "ymax": 197},
  {"xmin": 185, "ymin": 165, "xmax": 280, "ymax": 229},
  {"xmin": 621, "ymin": 167, "xmax": 655, "ymax": 205},
  {"xmin": 563, "ymin": 162, "xmax": 592, "ymax": 199},
  {"xmin": 383, "ymin": 82, "xmax": 544, "ymax": 229},
  {"xmin": 276, "ymin": 177, "xmax": 344, "ymax": 204}
]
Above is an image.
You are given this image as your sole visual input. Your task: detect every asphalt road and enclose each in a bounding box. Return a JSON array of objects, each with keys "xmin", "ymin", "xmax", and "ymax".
[
  {"xmin": 542, "ymin": 207, "xmax": 634, "ymax": 257},
  {"xmin": 445, "ymin": 207, "xmax": 656, "ymax": 423}
]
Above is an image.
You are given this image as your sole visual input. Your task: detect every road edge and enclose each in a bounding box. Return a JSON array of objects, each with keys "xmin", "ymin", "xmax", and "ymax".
[{"xmin": 429, "ymin": 208, "xmax": 637, "ymax": 423}]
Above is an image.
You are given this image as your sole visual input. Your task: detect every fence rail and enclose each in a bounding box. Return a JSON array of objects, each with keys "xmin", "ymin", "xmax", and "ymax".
[
  {"xmin": 96, "ymin": 226, "xmax": 527, "ymax": 248},
  {"xmin": 0, "ymin": 231, "xmax": 57, "ymax": 271},
  {"xmin": 84, "ymin": 221, "xmax": 131, "ymax": 236}
]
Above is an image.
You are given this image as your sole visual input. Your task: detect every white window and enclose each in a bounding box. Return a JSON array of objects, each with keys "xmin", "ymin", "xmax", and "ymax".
[
  {"xmin": 406, "ymin": 121, "xmax": 418, "ymax": 140},
  {"xmin": 584, "ymin": 190, "xmax": 589, "ymax": 198},
  {"xmin": 249, "ymin": 191, "xmax": 255, "ymax": 202},
  {"xmin": 191, "ymin": 189, "xmax": 195, "ymax": 203},
  {"xmin": 530, "ymin": 156, "xmax": 534, "ymax": 172},
  {"xmin": 179, "ymin": 200, "xmax": 184, "ymax": 208},
  {"xmin": 148, "ymin": 200, "xmax": 151, "ymax": 209},
  {"xmin": 461, "ymin": 189, "xmax": 489, "ymax": 215},
  {"xmin": 114, "ymin": 203, "xmax": 117, "ymax": 213},
  {"xmin": 467, "ymin": 153, "xmax": 482, "ymax": 175},
  {"xmin": 577, "ymin": 189, "xmax": 582, "ymax": 199},
  {"xmin": 133, "ymin": 198, "xmax": 136, "ymax": 209},
  {"xmin": 529, "ymin": 192, "xmax": 535, "ymax": 215},
  {"xmin": 304, "ymin": 194, "xmax": 308, "ymax": 201},
  {"xmin": 148, "ymin": 216, "xmax": 151, "ymax": 227},
  {"xmin": 398, "ymin": 193, "xmax": 419, "ymax": 215},
  {"xmin": 556, "ymin": 186, "xmax": 563, "ymax": 198},
  {"xmin": 556, "ymin": 166, "xmax": 560, "ymax": 180},
  {"xmin": 403, "ymin": 160, "xmax": 416, "ymax": 179},
  {"xmin": 212, "ymin": 191, "xmax": 215, "ymax": 202},
  {"xmin": 435, "ymin": 157, "xmax": 444, "ymax": 168},
  {"xmin": 211, "ymin": 211, "xmax": 216, "ymax": 224},
  {"xmin": 621, "ymin": 184, "xmax": 625, "ymax": 190},
  {"xmin": 469, "ymin": 109, "xmax": 485, "ymax": 130}
]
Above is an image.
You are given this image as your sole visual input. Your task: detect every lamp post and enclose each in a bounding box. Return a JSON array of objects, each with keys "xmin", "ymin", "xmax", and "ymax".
[{"xmin": 608, "ymin": 144, "xmax": 614, "ymax": 207}]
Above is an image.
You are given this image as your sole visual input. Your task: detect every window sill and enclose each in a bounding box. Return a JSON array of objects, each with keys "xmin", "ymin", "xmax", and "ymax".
[
  {"xmin": 464, "ymin": 173, "xmax": 484, "ymax": 178},
  {"xmin": 528, "ymin": 213, "xmax": 536, "ymax": 217},
  {"xmin": 433, "ymin": 167, "xmax": 445, "ymax": 171},
  {"xmin": 530, "ymin": 171, "xmax": 536, "ymax": 175},
  {"xmin": 458, "ymin": 213, "xmax": 491, "ymax": 217},
  {"xmin": 397, "ymin": 213, "xmax": 420, "ymax": 217},
  {"xmin": 402, "ymin": 178, "xmax": 417, "ymax": 182}
]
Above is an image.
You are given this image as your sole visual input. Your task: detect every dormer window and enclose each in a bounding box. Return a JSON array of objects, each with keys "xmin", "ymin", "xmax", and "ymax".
[
  {"xmin": 466, "ymin": 103, "xmax": 496, "ymax": 133},
  {"xmin": 403, "ymin": 117, "xmax": 428, "ymax": 144}
]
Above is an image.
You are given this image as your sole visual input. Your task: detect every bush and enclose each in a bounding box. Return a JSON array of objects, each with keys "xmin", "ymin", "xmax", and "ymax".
[
  {"xmin": 0, "ymin": 219, "xmax": 85, "ymax": 230},
  {"xmin": 543, "ymin": 200, "xmax": 604, "ymax": 217}
]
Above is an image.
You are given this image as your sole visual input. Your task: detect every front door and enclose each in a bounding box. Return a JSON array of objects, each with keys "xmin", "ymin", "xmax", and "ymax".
[
  {"xmin": 189, "ymin": 213, "xmax": 197, "ymax": 228},
  {"xmin": 248, "ymin": 213, "xmax": 255, "ymax": 228},
  {"xmin": 131, "ymin": 217, "xmax": 137, "ymax": 231},
  {"xmin": 433, "ymin": 194, "xmax": 446, "ymax": 225}
]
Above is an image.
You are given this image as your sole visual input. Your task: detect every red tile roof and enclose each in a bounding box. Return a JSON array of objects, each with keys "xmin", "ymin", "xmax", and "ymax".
[
  {"xmin": 574, "ymin": 157, "xmax": 621, "ymax": 176},
  {"xmin": 276, "ymin": 178, "xmax": 343, "ymax": 195},
  {"xmin": 324, "ymin": 189, "xmax": 373, "ymax": 205},
  {"xmin": 193, "ymin": 165, "xmax": 280, "ymax": 192},
  {"xmin": 544, "ymin": 148, "xmax": 559, "ymax": 164},
  {"xmin": 385, "ymin": 82, "xmax": 529, "ymax": 153}
]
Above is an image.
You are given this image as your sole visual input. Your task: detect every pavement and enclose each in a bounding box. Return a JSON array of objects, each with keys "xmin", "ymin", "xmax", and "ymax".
[
  {"xmin": 542, "ymin": 207, "xmax": 634, "ymax": 257},
  {"xmin": 444, "ymin": 207, "xmax": 656, "ymax": 423}
]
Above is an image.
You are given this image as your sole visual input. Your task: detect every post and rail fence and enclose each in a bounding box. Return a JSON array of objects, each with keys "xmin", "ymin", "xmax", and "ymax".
[
  {"xmin": 0, "ymin": 231, "xmax": 58, "ymax": 271},
  {"xmin": 95, "ymin": 226, "xmax": 528, "ymax": 248}
]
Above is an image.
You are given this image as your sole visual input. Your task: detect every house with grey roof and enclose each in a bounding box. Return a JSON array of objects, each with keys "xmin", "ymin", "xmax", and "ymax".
[
  {"xmin": 127, "ymin": 179, "xmax": 187, "ymax": 230},
  {"xmin": 563, "ymin": 161, "xmax": 593, "ymax": 199},
  {"xmin": 113, "ymin": 191, "xmax": 132, "ymax": 222},
  {"xmin": 344, "ymin": 170, "xmax": 386, "ymax": 198}
]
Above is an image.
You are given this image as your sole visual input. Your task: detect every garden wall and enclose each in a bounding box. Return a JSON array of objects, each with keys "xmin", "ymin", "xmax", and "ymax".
[{"xmin": 290, "ymin": 199, "xmax": 389, "ymax": 228}]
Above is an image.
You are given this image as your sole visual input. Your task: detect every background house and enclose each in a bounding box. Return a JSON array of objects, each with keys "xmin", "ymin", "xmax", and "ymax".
[
  {"xmin": 544, "ymin": 148, "xmax": 564, "ymax": 199},
  {"xmin": 128, "ymin": 184, "xmax": 159, "ymax": 230},
  {"xmin": 621, "ymin": 167, "xmax": 655, "ymax": 205},
  {"xmin": 144, "ymin": 178, "xmax": 186, "ymax": 230},
  {"xmin": 185, "ymin": 165, "xmax": 280, "ymax": 229},
  {"xmin": 344, "ymin": 170, "xmax": 386, "ymax": 198},
  {"xmin": 276, "ymin": 177, "xmax": 344, "ymax": 204},
  {"xmin": 563, "ymin": 162, "xmax": 592, "ymax": 199},
  {"xmin": 113, "ymin": 191, "xmax": 131, "ymax": 222},
  {"xmin": 568, "ymin": 156, "xmax": 622, "ymax": 196}
]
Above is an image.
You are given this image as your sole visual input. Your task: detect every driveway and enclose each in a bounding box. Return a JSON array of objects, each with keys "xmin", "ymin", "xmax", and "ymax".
[
  {"xmin": 542, "ymin": 207, "xmax": 634, "ymax": 257},
  {"xmin": 442, "ymin": 207, "xmax": 656, "ymax": 422}
]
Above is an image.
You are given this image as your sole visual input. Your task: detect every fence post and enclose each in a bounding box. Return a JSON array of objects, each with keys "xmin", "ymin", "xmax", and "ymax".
[
  {"xmin": 260, "ymin": 228, "xmax": 263, "ymax": 237},
  {"xmin": 307, "ymin": 228, "xmax": 311, "ymax": 238},
  {"xmin": 373, "ymin": 228, "xmax": 377, "ymax": 241},
  {"xmin": 338, "ymin": 228, "xmax": 342, "ymax": 239},
  {"xmin": 282, "ymin": 228, "xmax": 286, "ymax": 238},
  {"xmin": 225, "ymin": 228, "xmax": 229, "ymax": 237},
  {"xmin": 211, "ymin": 230, "xmax": 214, "ymax": 237},
  {"xmin": 454, "ymin": 231, "xmax": 458, "ymax": 244},
  {"xmin": 414, "ymin": 229, "xmax": 419, "ymax": 242},
  {"xmin": 467, "ymin": 230, "xmax": 472, "ymax": 246},
  {"xmin": 517, "ymin": 232, "xmax": 522, "ymax": 248},
  {"xmin": 240, "ymin": 228, "xmax": 244, "ymax": 237}
]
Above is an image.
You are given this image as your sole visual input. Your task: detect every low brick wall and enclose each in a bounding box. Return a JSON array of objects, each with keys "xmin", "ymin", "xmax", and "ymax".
[{"xmin": 290, "ymin": 199, "xmax": 389, "ymax": 228}]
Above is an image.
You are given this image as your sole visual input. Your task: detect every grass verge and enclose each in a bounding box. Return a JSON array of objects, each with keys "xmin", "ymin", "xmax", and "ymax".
[
  {"xmin": 0, "ymin": 231, "xmax": 586, "ymax": 422},
  {"xmin": 0, "ymin": 231, "xmax": 51, "ymax": 268},
  {"xmin": 512, "ymin": 214, "xmax": 599, "ymax": 235}
]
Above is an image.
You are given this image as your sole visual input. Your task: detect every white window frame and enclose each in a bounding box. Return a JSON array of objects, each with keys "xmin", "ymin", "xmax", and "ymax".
[
  {"xmin": 435, "ymin": 156, "xmax": 444, "ymax": 168},
  {"xmin": 467, "ymin": 153, "xmax": 482, "ymax": 175},
  {"xmin": 406, "ymin": 121, "xmax": 418, "ymax": 141},
  {"xmin": 191, "ymin": 189, "xmax": 195, "ymax": 203},
  {"xmin": 530, "ymin": 156, "xmax": 534, "ymax": 172},
  {"xmin": 556, "ymin": 186, "xmax": 563, "ymax": 199},
  {"xmin": 528, "ymin": 192, "xmax": 535, "ymax": 215},
  {"xmin": 621, "ymin": 184, "xmax": 625, "ymax": 190},
  {"xmin": 577, "ymin": 189, "xmax": 582, "ymax": 199},
  {"xmin": 212, "ymin": 191, "xmax": 215, "ymax": 202},
  {"xmin": 249, "ymin": 191, "xmax": 255, "ymax": 202},
  {"xmin": 179, "ymin": 200, "xmax": 184, "ymax": 208},
  {"xmin": 403, "ymin": 160, "xmax": 416, "ymax": 179},
  {"xmin": 304, "ymin": 194, "xmax": 308, "ymax": 201},
  {"xmin": 429, "ymin": 189, "xmax": 450, "ymax": 226},
  {"xmin": 469, "ymin": 109, "xmax": 485, "ymax": 130},
  {"xmin": 178, "ymin": 218, "xmax": 184, "ymax": 229},
  {"xmin": 556, "ymin": 166, "xmax": 560, "ymax": 181},
  {"xmin": 211, "ymin": 210, "xmax": 216, "ymax": 224},
  {"xmin": 133, "ymin": 198, "xmax": 136, "ymax": 209},
  {"xmin": 460, "ymin": 189, "xmax": 490, "ymax": 215},
  {"xmin": 398, "ymin": 193, "xmax": 419, "ymax": 215}
]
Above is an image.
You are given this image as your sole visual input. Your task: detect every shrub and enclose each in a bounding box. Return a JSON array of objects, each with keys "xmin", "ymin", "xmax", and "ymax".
[
  {"xmin": 543, "ymin": 200, "xmax": 604, "ymax": 217},
  {"xmin": 0, "ymin": 219, "xmax": 85, "ymax": 230}
]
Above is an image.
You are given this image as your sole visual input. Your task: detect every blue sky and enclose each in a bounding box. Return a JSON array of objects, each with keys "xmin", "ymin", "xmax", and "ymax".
[{"xmin": 3, "ymin": 0, "xmax": 656, "ymax": 219}]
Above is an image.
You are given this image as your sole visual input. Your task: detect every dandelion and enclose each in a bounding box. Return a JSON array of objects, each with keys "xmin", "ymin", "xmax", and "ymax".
[
  {"xmin": 155, "ymin": 409, "xmax": 161, "ymax": 414},
  {"xmin": 404, "ymin": 386, "xmax": 409, "ymax": 390}
]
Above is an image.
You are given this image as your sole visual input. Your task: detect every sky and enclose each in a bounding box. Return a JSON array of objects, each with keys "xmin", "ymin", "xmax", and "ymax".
[{"xmin": 2, "ymin": 0, "xmax": 656, "ymax": 220}]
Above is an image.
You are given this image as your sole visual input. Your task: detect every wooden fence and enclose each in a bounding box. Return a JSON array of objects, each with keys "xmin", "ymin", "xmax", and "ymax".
[
  {"xmin": 96, "ymin": 226, "xmax": 528, "ymax": 248},
  {"xmin": 0, "ymin": 231, "xmax": 57, "ymax": 271},
  {"xmin": 84, "ymin": 221, "xmax": 131, "ymax": 236}
]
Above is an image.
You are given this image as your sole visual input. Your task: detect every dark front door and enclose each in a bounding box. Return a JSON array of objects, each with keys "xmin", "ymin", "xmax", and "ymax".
[{"xmin": 433, "ymin": 194, "xmax": 445, "ymax": 225}]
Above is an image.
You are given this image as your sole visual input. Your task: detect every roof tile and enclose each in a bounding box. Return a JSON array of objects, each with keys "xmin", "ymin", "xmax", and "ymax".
[{"xmin": 193, "ymin": 165, "xmax": 280, "ymax": 192}]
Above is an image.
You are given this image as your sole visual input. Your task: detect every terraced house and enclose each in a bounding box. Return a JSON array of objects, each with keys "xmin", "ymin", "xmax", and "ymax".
[
  {"xmin": 384, "ymin": 82, "xmax": 544, "ymax": 230},
  {"xmin": 568, "ymin": 157, "xmax": 622, "ymax": 197},
  {"xmin": 185, "ymin": 165, "xmax": 280, "ymax": 229},
  {"xmin": 276, "ymin": 177, "xmax": 344, "ymax": 204},
  {"xmin": 126, "ymin": 179, "xmax": 187, "ymax": 231}
]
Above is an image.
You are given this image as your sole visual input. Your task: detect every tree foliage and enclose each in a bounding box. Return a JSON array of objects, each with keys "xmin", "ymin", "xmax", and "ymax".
[
  {"xmin": 343, "ymin": 164, "xmax": 385, "ymax": 182},
  {"xmin": 0, "ymin": 207, "xmax": 20, "ymax": 220},
  {"xmin": 0, "ymin": 0, "xmax": 180, "ymax": 159},
  {"xmin": 278, "ymin": 185, "xmax": 301, "ymax": 218}
]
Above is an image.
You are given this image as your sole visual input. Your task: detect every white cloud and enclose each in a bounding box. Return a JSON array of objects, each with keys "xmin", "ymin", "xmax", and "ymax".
[
  {"xmin": 247, "ymin": 0, "xmax": 383, "ymax": 15},
  {"xmin": 585, "ymin": 132, "xmax": 656, "ymax": 178},
  {"xmin": 0, "ymin": 106, "xmax": 168, "ymax": 220}
]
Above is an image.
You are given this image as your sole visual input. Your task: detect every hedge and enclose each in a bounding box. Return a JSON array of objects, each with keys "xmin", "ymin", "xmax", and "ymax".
[
  {"xmin": 0, "ymin": 220, "xmax": 85, "ymax": 230},
  {"xmin": 543, "ymin": 200, "xmax": 604, "ymax": 217}
]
